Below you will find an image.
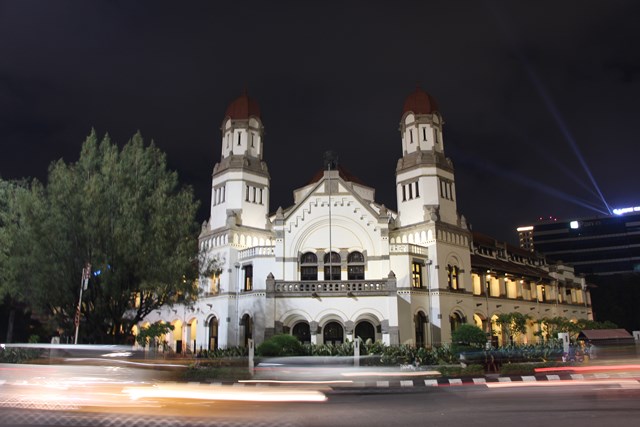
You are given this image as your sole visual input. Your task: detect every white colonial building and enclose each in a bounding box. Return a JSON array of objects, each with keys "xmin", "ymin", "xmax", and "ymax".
[{"xmin": 141, "ymin": 88, "xmax": 593, "ymax": 353}]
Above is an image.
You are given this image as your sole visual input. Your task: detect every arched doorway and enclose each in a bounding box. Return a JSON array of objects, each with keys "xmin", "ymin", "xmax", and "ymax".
[
  {"xmin": 292, "ymin": 322, "xmax": 311, "ymax": 343},
  {"xmin": 415, "ymin": 311, "xmax": 427, "ymax": 347},
  {"xmin": 450, "ymin": 312, "xmax": 464, "ymax": 334},
  {"xmin": 172, "ymin": 319, "xmax": 183, "ymax": 353},
  {"xmin": 208, "ymin": 317, "xmax": 218, "ymax": 351},
  {"xmin": 242, "ymin": 314, "xmax": 253, "ymax": 348},
  {"xmin": 473, "ymin": 313, "xmax": 488, "ymax": 334},
  {"xmin": 491, "ymin": 314, "xmax": 502, "ymax": 347},
  {"xmin": 323, "ymin": 321, "xmax": 343, "ymax": 345},
  {"xmin": 355, "ymin": 321, "xmax": 375, "ymax": 343},
  {"xmin": 186, "ymin": 319, "xmax": 197, "ymax": 354}
]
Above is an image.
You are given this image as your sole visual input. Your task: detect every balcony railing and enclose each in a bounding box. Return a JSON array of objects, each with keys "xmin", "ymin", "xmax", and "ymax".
[
  {"xmin": 389, "ymin": 244, "xmax": 428, "ymax": 256},
  {"xmin": 270, "ymin": 278, "xmax": 394, "ymax": 296},
  {"xmin": 238, "ymin": 246, "xmax": 275, "ymax": 261}
]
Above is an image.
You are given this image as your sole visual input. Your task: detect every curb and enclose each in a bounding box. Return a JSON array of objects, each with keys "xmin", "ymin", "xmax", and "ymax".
[{"xmin": 235, "ymin": 371, "xmax": 640, "ymax": 390}]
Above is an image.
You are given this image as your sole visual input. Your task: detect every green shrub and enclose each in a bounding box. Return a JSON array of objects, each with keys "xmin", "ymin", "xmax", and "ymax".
[
  {"xmin": 200, "ymin": 346, "xmax": 248, "ymax": 359},
  {"xmin": 0, "ymin": 347, "xmax": 43, "ymax": 363},
  {"xmin": 256, "ymin": 334, "xmax": 304, "ymax": 357},
  {"xmin": 451, "ymin": 324, "xmax": 487, "ymax": 348},
  {"xmin": 438, "ymin": 364, "xmax": 484, "ymax": 377}
]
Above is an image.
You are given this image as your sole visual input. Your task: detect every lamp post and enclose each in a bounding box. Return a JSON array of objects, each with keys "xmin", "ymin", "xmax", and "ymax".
[
  {"xmin": 74, "ymin": 263, "xmax": 91, "ymax": 344},
  {"xmin": 235, "ymin": 262, "xmax": 241, "ymax": 347}
]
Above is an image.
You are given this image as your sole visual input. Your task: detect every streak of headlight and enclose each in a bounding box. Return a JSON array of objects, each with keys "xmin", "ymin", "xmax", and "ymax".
[
  {"xmin": 123, "ymin": 384, "xmax": 327, "ymax": 402},
  {"xmin": 240, "ymin": 379, "xmax": 352, "ymax": 385},
  {"xmin": 535, "ymin": 364, "xmax": 640, "ymax": 373},
  {"xmin": 486, "ymin": 0, "xmax": 611, "ymax": 214},
  {"xmin": 341, "ymin": 370, "xmax": 441, "ymax": 377},
  {"xmin": 486, "ymin": 379, "xmax": 640, "ymax": 388}
]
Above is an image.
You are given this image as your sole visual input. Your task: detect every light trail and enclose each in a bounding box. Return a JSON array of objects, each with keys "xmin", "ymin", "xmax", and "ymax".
[
  {"xmin": 496, "ymin": 115, "xmax": 603, "ymax": 201},
  {"xmin": 486, "ymin": 0, "xmax": 612, "ymax": 214},
  {"xmin": 453, "ymin": 151, "xmax": 610, "ymax": 215}
]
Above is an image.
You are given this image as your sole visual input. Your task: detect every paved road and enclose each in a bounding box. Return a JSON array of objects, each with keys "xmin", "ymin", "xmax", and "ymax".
[{"xmin": 2, "ymin": 378, "xmax": 640, "ymax": 427}]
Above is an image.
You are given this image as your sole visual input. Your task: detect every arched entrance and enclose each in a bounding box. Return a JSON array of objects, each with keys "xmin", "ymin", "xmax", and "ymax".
[
  {"xmin": 473, "ymin": 313, "xmax": 488, "ymax": 334},
  {"xmin": 323, "ymin": 321, "xmax": 343, "ymax": 345},
  {"xmin": 172, "ymin": 319, "xmax": 183, "ymax": 353},
  {"xmin": 242, "ymin": 314, "xmax": 253, "ymax": 347},
  {"xmin": 292, "ymin": 322, "xmax": 310, "ymax": 343},
  {"xmin": 450, "ymin": 312, "xmax": 464, "ymax": 334},
  {"xmin": 186, "ymin": 319, "xmax": 197, "ymax": 354},
  {"xmin": 491, "ymin": 314, "xmax": 502, "ymax": 347},
  {"xmin": 355, "ymin": 321, "xmax": 375, "ymax": 343},
  {"xmin": 208, "ymin": 317, "xmax": 218, "ymax": 351},
  {"xmin": 415, "ymin": 311, "xmax": 427, "ymax": 347}
]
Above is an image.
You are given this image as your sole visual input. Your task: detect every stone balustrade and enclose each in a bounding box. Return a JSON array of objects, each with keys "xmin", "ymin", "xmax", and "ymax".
[
  {"xmin": 238, "ymin": 245, "xmax": 275, "ymax": 260},
  {"xmin": 267, "ymin": 273, "xmax": 397, "ymax": 297}
]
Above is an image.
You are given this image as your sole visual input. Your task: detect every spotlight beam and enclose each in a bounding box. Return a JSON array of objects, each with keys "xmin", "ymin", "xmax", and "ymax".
[{"xmin": 488, "ymin": 1, "xmax": 612, "ymax": 214}]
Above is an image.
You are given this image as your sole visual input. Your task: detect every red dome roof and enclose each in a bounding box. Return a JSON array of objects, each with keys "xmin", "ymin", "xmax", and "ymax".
[
  {"xmin": 224, "ymin": 91, "xmax": 261, "ymax": 120},
  {"xmin": 307, "ymin": 164, "xmax": 365, "ymax": 186},
  {"xmin": 402, "ymin": 86, "xmax": 438, "ymax": 115}
]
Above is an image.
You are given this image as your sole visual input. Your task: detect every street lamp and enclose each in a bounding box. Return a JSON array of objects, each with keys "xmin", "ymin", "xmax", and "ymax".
[{"xmin": 74, "ymin": 263, "xmax": 91, "ymax": 344}]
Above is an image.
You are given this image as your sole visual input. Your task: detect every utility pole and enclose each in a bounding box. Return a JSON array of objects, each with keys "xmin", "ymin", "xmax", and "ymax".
[{"xmin": 74, "ymin": 263, "xmax": 91, "ymax": 344}]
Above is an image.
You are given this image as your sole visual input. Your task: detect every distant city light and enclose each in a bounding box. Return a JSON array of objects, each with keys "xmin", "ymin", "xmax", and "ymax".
[
  {"xmin": 570, "ymin": 221, "xmax": 579, "ymax": 229},
  {"xmin": 612, "ymin": 206, "xmax": 640, "ymax": 215},
  {"xmin": 517, "ymin": 226, "xmax": 533, "ymax": 232}
]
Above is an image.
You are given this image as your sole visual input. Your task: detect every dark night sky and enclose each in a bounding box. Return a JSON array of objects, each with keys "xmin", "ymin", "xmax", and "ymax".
[{"xmin": 1, "ymin": 1, "xmax": 639, "ymax": 245}]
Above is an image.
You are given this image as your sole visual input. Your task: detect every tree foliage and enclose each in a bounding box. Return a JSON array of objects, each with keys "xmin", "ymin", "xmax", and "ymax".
[
  {"xmin": 135, "ymin": 321, "xmax": 175, "ymax": 348},
  {"xmin": 451, "ymin": 324, "xmax": 487, "ymax": 348},
  {"xmin": 4, "ymin": 131, "xmax": 210, "ymax": 343},
  {"xmin": 0, "ymin": 178, "xmax": 31, "ymax": 301},
  {"xmin": 536, "ymin": 316, "xmax": 618, "ymax": 341},
  {"xmin": 495, "ymin": 312, "xmax": 532, "ymax": 343}
]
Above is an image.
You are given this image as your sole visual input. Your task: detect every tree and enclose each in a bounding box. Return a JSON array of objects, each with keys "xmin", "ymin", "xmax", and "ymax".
[
  {"xmin": 7, "ymin": 131, "xmax": 211, "ymax": 343},
  {"xmin": 495, "ymin": 312, "xmax": 532, "ymax": 344},
  {"xmin": 536, "ymin": 317, "xmax": 618, "ymax": 342},
  {"xmin": 0, "ymin": 178, "xmax": 36, "ymax": 342},
  {"xmin": 135, "ymin": 321, "xmax": 175, "ymax": 352},
  {"xmin": 451, "ymin": 324, "xmax": 487, "ymax": 350}
]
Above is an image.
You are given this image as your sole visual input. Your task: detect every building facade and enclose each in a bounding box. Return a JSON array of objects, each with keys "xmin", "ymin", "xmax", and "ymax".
[
  {"xmin": 517, "ymin": 210, "xmax": 640, "ymax": 276},
  {"xmin": 140, "ymin": 88, "xmax": 593, "ymax": 353}
]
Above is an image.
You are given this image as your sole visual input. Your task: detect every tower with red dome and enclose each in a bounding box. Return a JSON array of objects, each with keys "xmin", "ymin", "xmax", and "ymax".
[
  {"xmin": 207, "ymin": 91, "xmax": 271, "ymax": 232},
  {"xmin": 392, "ymin": 86, "xmax": 472, "ymax": 343}
]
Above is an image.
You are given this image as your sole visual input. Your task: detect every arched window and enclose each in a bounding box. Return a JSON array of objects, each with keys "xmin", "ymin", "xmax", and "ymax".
[
  {"xmin": 324, "ymin": 251, "xmax": 341, "ymax": 280},
  {"xmin": 347, "ymin": 251, "xmax": 365, "ymax": 280},
  {"xmin": 447, "ymin": 265, "xmax": 459, "ymax": 290},
  {"xmin": 411, "ymin": 261, "xmax": 423, "ymax": 288},
  {"xmin": 355, "ymin": 321, "xmax": 375, "ymax": 343},
  {"xmin": 208, "ymin": 317, "xmax": 218, "ymax": 351},
  {"xmin": 292, "ymin": 322, "xmax": 311, "ymax": 343},
  {"xmin": 323, "ymin": 321, "xmax": 343, "ymax": 345},
  {"xmin": 300, "ymin": 252, "xmax": 318, "ymax": 281},
  {"xmin": 243, "ymin": 265, "xmax": 253, "ymax": 291}
]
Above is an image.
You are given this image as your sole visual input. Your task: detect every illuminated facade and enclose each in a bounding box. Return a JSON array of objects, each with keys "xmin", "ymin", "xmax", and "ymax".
[
  {"xmin": 517, "ymin": 210, "xmax": 640, "ymax": 275},
  {"xmin": 141, "ymin": 88, "xmax": 593, "ymax": 352}
]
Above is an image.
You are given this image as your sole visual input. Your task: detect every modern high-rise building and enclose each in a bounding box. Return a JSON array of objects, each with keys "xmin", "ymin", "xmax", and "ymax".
[{"xmin": 517, "ymin": 208, "xmax": 640, "ymax": 276}]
